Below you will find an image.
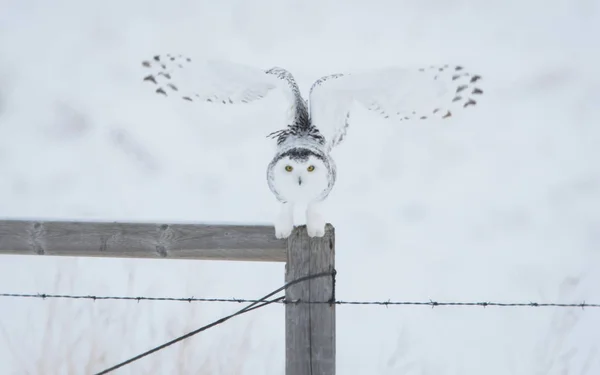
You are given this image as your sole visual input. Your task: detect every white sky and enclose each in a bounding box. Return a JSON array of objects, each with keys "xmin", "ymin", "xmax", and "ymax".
[{"xmin": 0, "ymin": 0, "xmax": 599, "ymax": 374}]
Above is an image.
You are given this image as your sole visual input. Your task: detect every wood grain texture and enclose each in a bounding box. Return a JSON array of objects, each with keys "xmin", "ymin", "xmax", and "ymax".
[
  {"xmin": 285, "ymin": 224, "xmax": 335, "ymax": 375},
  {"xmin": 0, "ymin": 219, "xmax": 286, "ymax": 262}
]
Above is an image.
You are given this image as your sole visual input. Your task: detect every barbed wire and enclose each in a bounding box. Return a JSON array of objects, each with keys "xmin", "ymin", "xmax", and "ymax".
[
  {"xmin": 94, "ymin": 270, "xmax": 335, "ymax": 375},
  {"xmin": 2, "ymin": 292, "xmax": 598, "ymax": 309},
  {"xmin": 3, "ymin": 269, "xmax": 599, "ymax": 374}
]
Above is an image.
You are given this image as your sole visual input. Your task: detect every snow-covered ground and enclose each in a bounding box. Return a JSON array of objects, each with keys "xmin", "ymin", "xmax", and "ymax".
[{"xmin": 1, "ymin": 0, "xmax": 599, "ymax": 374}]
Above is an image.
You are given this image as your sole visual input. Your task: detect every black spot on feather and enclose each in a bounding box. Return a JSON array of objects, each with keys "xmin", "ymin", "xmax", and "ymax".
[
  {"xmin": 456, "ymin": 84, "xmax": 468, "ymax": 93},
  {"xmin": 143, "ymin": 75, "xmax": 157, "ymax": 84},
  {"xmin": 464, "ymin": 99, "xmax": 477, "ymax": 108}
]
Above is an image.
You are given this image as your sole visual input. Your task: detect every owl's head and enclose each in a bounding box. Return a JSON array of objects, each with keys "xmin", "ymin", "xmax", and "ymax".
[{"xmin": 267, "ymin": 146, "xmax": 336, "ymax": 204}]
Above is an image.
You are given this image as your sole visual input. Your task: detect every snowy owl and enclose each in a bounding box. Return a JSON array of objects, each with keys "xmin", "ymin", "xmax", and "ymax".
[{"xmin": 140, "ymin": 55, "xmax": 484, "ymax": 238}]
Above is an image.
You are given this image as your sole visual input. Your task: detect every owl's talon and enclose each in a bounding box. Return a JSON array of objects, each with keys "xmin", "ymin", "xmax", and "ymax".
[
  {"xmin": 306, "ymin": 203, "xmax": 326, "ymax": 238},
  {"xmin": 274, "ymin": 203, "xmax": 294, "ymax": 239},
  {"xmin": 307, "ymin": 222, "xmax": 326, "ymax": 237},
  {"xmin": 275, "ymin": 222, "xmax": 294, "ymax": 239}
]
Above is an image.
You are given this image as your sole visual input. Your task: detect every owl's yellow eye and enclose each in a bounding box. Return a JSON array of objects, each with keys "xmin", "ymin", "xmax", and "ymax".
[
  {"xmin": 307, "ymin": 165, "xmax": 315, "ymax": 172},
  {"xmin": 285, "ymin": 165, "xmax": 293, "ymax": 172}
]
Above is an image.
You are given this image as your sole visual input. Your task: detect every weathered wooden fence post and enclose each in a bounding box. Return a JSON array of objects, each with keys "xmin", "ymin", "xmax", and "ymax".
[
  {"xmin": 285, "ymin": 224, "xmax": 336, "ymax": 375},
  {"xmin": 0, "ymin": 219, "xmax": 337, "ymax": 374}
]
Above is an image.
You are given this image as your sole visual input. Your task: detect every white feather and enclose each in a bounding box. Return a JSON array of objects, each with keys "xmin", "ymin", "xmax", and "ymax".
[
  {"xmin": 309, "ymin": 64, "xmax": 484, "ymax": 151},
  {"xmin": 141, "ymin": 55, "xmax": 299, "ymax": 122}
]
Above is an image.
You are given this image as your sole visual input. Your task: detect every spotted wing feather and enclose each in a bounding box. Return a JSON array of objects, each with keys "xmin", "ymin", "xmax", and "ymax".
[
  {"xmin": 309, "ymin": 64, "xmax": 485, "ymax": 151},
  {"xmin": 141, "ymin": 54, "xmax": 290, "ymax": 105}
]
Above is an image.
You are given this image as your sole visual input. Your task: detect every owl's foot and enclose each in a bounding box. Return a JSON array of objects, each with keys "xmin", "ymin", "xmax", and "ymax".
[
  {"xmin": 274, "ymin": 203, "xmax": 294, "ymax": 239},
  {"xmin": 306, "ymin": 202, "xmax": 326, "ymax": 238},
  {"xmin": 275, "ymin": 220, "xmax": 294, "ymax": 239}
]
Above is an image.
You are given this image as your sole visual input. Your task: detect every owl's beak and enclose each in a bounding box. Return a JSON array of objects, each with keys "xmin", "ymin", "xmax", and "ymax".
[{"xmin": 298, "ymin": 177, "xmax": 303, "ymax": 186}]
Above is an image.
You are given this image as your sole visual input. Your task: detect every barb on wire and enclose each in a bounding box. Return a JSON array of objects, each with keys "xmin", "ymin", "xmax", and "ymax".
[
  {"xmin": 2, "ymin": 292, "xmax": 598, "ymax": 309},
  {"xmin": 93, "ymin": 270, "xmax": 333, "ymax": 375}
]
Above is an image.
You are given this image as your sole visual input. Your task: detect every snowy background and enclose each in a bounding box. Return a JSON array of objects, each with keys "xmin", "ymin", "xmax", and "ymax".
[{"xmin": 1, "ymin": 0, "xmax": 599, "ymax": 374}]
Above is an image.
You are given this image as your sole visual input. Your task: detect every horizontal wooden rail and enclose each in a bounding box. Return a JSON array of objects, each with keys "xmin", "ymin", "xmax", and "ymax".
[{"xmin": 0, "ymin": 219, "xmax": 286, "ymax": 262}]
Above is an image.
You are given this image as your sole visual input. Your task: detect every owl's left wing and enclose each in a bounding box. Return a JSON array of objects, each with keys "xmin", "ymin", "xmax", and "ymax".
[{"xmin": 309, "ymin": 64, "xmax": 484, "ymax": 151}]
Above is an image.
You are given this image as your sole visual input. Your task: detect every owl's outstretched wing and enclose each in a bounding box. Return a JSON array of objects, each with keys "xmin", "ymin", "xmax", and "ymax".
[
  {"xmin": 309, "ymin": 64, "xmax": 484, "ymax": 151},
  {"xmin": 141, "ymin": 55, "xmax": 298, "ymax": 116}
]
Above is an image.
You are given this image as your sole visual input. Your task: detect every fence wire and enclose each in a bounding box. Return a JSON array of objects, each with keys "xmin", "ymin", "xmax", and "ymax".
[
  {"xmin": 1, "ymin": 292, "xmax": 598, "ymax": 309},
  {"xmin": 2, "ymin": 269, "xmax": 599, "ymax": 375},
  {"xmin": 93, "ymin": 270, "xmax": 334, "ymax": 374}
]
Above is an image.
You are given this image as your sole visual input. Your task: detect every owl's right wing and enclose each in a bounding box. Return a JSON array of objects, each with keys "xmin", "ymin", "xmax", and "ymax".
[
  {"xmin": 141, "ymin": 55, "xmax": 298, "ymax": 121},
  {"xmin": 309, "ymin": 64, "xmax": 484, "ymax": 151}
]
